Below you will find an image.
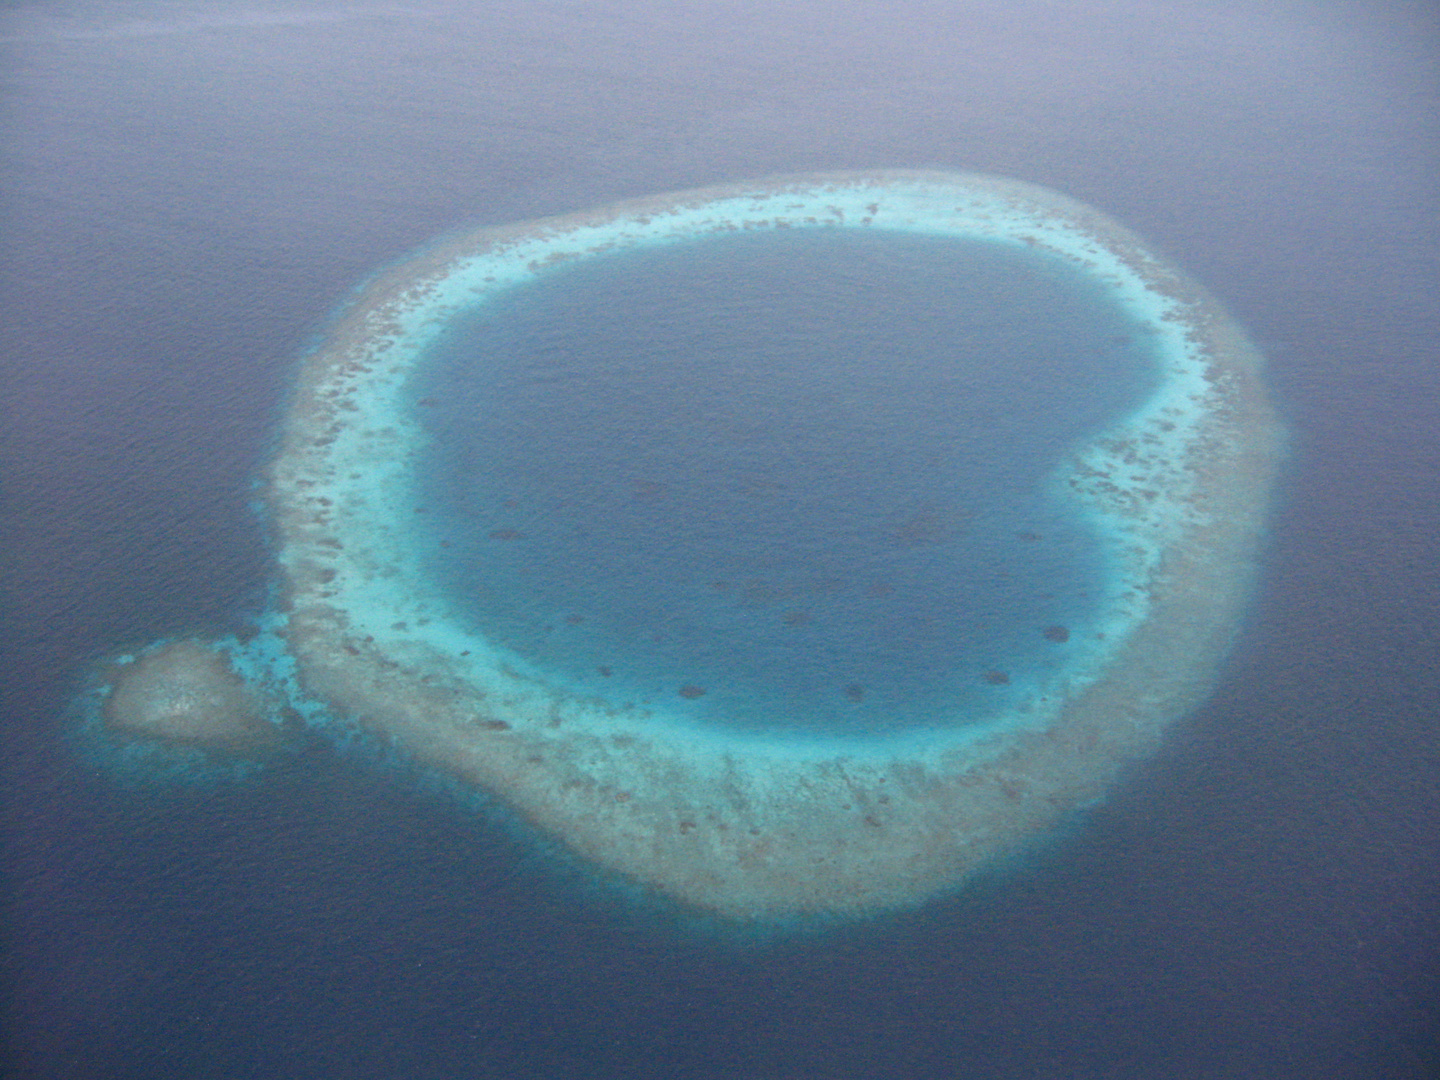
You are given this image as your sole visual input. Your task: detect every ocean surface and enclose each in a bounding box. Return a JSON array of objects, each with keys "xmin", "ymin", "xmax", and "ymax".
[
  {"xmin": 411, "ymin": 228, "xmax": 1153, "ymax": 735},
  {"xmin": 3, "ymin": 2, "xmax": 1437, "ymax": 1078}
]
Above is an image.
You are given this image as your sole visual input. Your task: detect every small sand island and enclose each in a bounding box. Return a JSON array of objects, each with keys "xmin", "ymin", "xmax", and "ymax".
[{"xmin": 103, "ymin": 639, "xmax": 283, "ymax": 754}]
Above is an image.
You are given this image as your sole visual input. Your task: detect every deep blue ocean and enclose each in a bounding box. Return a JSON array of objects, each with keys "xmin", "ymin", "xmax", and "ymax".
[{"xmin": 3, "ymin": 3, "xmax": 1437, "ymax": 1078}]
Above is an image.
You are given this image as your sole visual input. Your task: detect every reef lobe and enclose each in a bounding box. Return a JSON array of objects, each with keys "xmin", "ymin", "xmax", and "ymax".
[{"xmin": 104, "ymin": 639, "xmax": 280, "ymax": 752}]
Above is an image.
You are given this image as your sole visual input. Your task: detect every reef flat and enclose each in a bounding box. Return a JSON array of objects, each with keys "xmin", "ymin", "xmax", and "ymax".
[{"xmin": 111, "ymin": 171, "xmax": 1284, "ymax": 920}]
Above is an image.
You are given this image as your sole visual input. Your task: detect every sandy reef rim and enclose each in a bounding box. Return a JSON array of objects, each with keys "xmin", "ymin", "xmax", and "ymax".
[{"xmin": 107, "ymin": 171, "xmax": 1283, "ymax": 919}]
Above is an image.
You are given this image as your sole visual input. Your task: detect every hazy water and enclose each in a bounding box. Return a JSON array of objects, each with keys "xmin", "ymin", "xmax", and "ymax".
[
  {"xmin": 3, "ymin": 3, "xmax": 1437, "ymax": 1079},
  {"xmin": 412, "ymin": 228, "xmax": 1155, "ymax": 733}
]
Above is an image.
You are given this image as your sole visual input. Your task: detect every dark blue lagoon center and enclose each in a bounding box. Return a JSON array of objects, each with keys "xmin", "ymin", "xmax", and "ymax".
[{"xmin": 408, "ymin": 229, "xmax": 1160, "ymax": 735}]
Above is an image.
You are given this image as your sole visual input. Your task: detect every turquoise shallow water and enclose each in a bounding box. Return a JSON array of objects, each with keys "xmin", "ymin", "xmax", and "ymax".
[{"xmin": 410, "ymin": 228, "xmax": 1161, "ymax": 734}]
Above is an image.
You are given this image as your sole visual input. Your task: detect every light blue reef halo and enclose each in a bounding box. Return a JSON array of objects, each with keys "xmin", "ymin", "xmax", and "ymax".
[{"xmin": 102, "ymin": 171, "xmax": 1283, "ymax": 920}]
